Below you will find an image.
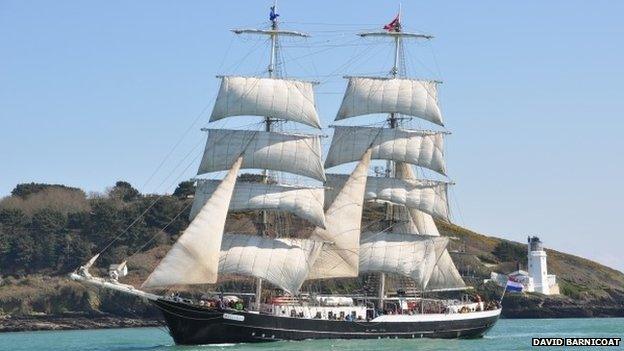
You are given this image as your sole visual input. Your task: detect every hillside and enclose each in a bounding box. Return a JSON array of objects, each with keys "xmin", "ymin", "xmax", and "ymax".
[
  {"xmin": 0, "ymin": 181, "xmax": 623, "ymax": 331},
  {"xmin": 435, "ymin": 221, "xmax": 624, "ymax": 318}
]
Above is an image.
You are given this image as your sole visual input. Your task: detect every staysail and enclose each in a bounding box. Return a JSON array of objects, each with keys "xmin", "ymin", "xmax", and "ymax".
[
  {"xmin": 191, "ymin": 180, "xmax": 326, "ymax": 228},
  {"xmin": 198, "ymin": 129, "xmax": 325, "ymax": 182},
  {"xmin": 324, "ymin": 126, "xmax": 446, "ymax": 175},
  {"xmin": 307, "ymin": 149, "xmax": 372, "ymax": 279},
  {"xmin": 219, "ymin": 234, "xmax": 323, "ymax": 294},
  {"xmin": 336, "ymin": 76, "xmax": 443, "ymax": 126},
  {"xmin": 210, "ymin": 76, "xmax": 322, "ymax": 129},
  {"xmin": 142, "ymin": 157, "xmax": 242, "ymax": 289}
]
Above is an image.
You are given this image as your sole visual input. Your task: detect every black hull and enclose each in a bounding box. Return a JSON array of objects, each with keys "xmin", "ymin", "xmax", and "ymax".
[{"xmin": 152, "ymin": 299, "xmax": 501, "ymax": 345}]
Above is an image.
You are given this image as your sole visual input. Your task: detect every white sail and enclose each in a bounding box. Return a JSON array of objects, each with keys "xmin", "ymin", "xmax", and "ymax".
[
  {"xmin": 324, "ymin": 174, "xmax": 449, "ymax": 220},
  {"xmin": 359, "ymin": 232, "xmax": 448, "ymax": 289},
  {"xmin": 406, "ymin": 208, "xmax": 439, "ymax": 234},
  {"xmin": 394, "ymin": 162, "xmax": 466, "ymax": 290},
  {"xmin": 324, "ymin": 126, "xmax": 446, "ymax": 175},
  {"xmin": 336, "ymin": 77, "xmax": 443, "ymax": 126},
  {"xmin": 210, "ymin": 76, "xmax": 322, "ymax": 129},
  {"xmin": 390, "ymin": 205, "xmax": 421, "ymax": 234},
  {"xmin": 307, "ymin": 149, "xmax": 372, "ymax": 279},
  {"xmin": 191, "ymin": 180, "xmax": 326, "ymax": 228},
  {"xmin": 198, "ymin": 129, "xmax": 325, "ymax": 181},
  {"xmin": 219, "ymin": 234, "xmax": 323, "ymax": 294},
  {"xmin": 425, "ymin": 250, "xmax": 466, "ymax": 290},
  {"xmin": 142, "ymin": 157, "xmax": 242, "ymax": 289},
  {"xmin": 392, "ymin": 162, "xmax": 436, "ymax": 233}
]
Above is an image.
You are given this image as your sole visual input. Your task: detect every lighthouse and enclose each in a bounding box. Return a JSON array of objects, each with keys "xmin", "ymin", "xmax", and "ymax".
[{"xmin": 527, "ymin": 236, "xmax": 559, "ymax": 295}]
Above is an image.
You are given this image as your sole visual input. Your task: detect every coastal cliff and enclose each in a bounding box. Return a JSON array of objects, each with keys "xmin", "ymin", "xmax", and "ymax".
[{"xmin": 0, "ymin": 182, "xmax": 623, "ymax": 331}]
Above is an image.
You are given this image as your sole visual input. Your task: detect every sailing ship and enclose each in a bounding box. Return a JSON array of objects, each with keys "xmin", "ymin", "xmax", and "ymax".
[{"xmin": 71, "ymin": 4, "xmax": 502, "ymax": 344}]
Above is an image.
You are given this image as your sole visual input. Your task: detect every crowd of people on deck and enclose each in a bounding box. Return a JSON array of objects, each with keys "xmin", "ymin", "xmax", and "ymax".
[
  {"xmin": 378, "ymin": 295, "xmax": 501, "ymax": 315},
  {"xmin": 170, "ymin": 292, "xmax": 501, "ymax": 316}
]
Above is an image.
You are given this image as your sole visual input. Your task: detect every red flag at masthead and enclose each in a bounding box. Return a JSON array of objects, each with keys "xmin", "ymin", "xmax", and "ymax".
[{"xmin": 383, "ymin": 13, "xmax": 401, "ymax": 32}]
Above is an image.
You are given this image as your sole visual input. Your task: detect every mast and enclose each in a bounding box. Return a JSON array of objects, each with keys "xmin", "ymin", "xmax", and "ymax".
[
  {"xmin": 337, "ymin": 4, "xmax": 443, "ymax": 308},
  {"xmin": 231, "ymin": 1, "xmax": 313, "ymax": 310},
  {"xmin": 379, "ymin": 4, "xmax": 402, "ymax": 311},
  {"xmin": 258, "ymin": 0, "xmax": 279, "ymax": 311}
]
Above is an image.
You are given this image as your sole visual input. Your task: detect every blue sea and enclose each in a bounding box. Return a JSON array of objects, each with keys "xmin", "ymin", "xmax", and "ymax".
[{"xmin": 0, "ymin": 318, "xmax": 622, "ymax": 351}]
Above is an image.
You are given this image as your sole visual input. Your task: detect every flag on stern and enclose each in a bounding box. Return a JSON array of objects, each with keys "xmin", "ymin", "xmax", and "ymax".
[
  {"xmin": 490, "ymin": 272, "xmax": 524, "ymax": 292},
  {"xmin": 506, "ymin": 279, "xmax": 524, "ymax": 292}
]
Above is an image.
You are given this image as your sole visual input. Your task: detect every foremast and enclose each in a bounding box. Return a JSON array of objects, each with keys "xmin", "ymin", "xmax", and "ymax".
[{"xmin": 231, "ymin": 1, "xmax": 311, "ymax": 309}]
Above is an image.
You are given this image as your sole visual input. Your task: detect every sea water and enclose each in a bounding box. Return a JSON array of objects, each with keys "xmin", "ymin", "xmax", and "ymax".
[{"xmin": 0, "ymin": 318, "xmax": 622, "ymax": 351}]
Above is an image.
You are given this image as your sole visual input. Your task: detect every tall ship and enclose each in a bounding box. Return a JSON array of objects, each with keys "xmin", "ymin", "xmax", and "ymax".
[{"xmin": 71, "ymin": 4, "xmax": 502, "ymax": 345}]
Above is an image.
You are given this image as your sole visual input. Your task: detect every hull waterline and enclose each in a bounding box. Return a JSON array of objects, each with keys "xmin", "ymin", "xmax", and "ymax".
[{"xmin": 152, "ymin": 299, "xmax": 501, "ymax": 345}]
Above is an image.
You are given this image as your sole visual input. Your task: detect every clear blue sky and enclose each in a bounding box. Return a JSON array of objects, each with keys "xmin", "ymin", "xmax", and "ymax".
[{"xmin": 1, "ymin": 1, "xmax": 623, "ymax": 272}]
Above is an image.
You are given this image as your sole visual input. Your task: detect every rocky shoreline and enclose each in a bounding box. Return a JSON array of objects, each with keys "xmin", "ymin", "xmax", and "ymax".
[
  {"xmin": 502, "ymin": 305, "xmax": 624, "ymax": 319},
  {"xmin": 501, "ymin": 292, "xmax": 624, "ymax": 319},
  {"xmin": 0, "ymin": 315, "xmax": 163, "ymax": 333}
]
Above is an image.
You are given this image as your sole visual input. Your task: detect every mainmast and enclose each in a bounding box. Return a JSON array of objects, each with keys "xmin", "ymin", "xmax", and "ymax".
[
  {"xmin": 380, "ymin": 6, "xmax": 402, "ymax": 310},
  {"xmin": 356, "ymin": 7, "xmax": 435, "ymax": 309}
]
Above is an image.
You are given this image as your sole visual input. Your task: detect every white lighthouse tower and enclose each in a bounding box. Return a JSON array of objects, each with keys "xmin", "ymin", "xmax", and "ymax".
[{"xmin": 527, "ymin": 236, "xmax": 559, "ymax": 295}]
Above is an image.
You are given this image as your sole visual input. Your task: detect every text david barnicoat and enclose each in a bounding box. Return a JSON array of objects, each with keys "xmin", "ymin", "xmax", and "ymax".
[{"xmin": 532, "ymin": 338, "xmax": 621, "ymax": 347}]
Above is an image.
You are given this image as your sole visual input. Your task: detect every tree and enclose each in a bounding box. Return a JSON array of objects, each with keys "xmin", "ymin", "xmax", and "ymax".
[
  {"xmin": 173, "ymin": 180, "xmax": 195, "ymax": 198},
  {"xmin": 11, "ymin": 182, "xmax": 83, "ymax": 199},
  {"xmin": 0, "ymin": 208, "xmax": 32, "ymax": 274},
  {"xmin": 143, "ymin": 196, "xmax": 188, "ymax": 235},
  {"xmin": 492, "ymin": 241, "xmax": 526, "ymax": 264},
  {"xmin": 8, "ymin": 234, "xmax": 36, "ymax": 274},
  {"xmin": 83, "ymin": 200, "xmax": 124, "ymax": 246},
  {"xmin": 0, "ymin": 208, "xmax": 28, "ymax": 227},
  {"xmin": 0, "ymin": 226, "xmax": 11, "ymax": 269},
  {"xmin": 118, "ymin": 204, "xmax": 149, "ymax": 248},
  {"xmin": 30, "ymin": 209, "xmax": 67, "ymax": 269},
  {"xmin": 109, "ymin": 181, "xmax": 140, "ymax": 202},
  {"xmin": 67, "ymin": 211, "xmax": 89, "ymax": 230},
  {"xmin": 58, "ymin": 232, "xmax": 92, "ymax": 272}
]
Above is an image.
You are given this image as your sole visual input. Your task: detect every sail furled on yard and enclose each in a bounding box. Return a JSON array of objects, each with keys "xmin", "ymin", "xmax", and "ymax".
[
  {"xmin": 324, "ymin": 126, "xmax": 446, "ymax": 175},
  {"xmin": 219, "ymin": 234, "xmax": 323, "ymax": 294},
  {"xmin": 307, "ymin": 149, "xmax": 372, "ymax": 280},
  {"xmin": 198, "ymin": 129, "xmax": 325, "ymax": 181},
  {"xmin": 336, "ymin": 77, "xmax": 443, "ymax": 126},
  {"xmin": 324, "ymin": 174, "xmax": 450, "ymax": 221},
  {"xmin": 142, "ymin": 157, "xmax": 242, "ymax": 289},
  {"xmin": 359, "ymin": 232, "xmax": 448, "ymax": 289},
  {"xmin": 210, "ymin": 76, "xmax": 322, "ymax": 129},
  {"xmin": 191, "ymin": 180, "xmax": 326, "ymax": 228}
]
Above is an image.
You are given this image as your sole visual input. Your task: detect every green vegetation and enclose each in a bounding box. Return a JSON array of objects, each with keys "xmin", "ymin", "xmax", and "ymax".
[
  {"xmin": 492, "ymin": 240, "xmax": 526, "ymax": 264},
  {"xmin": 0, "ymin": 182, "xmax": 192, "ymax": 277}
]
